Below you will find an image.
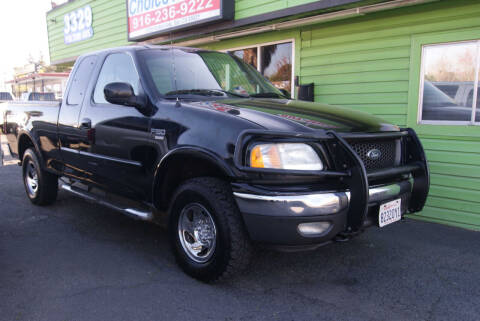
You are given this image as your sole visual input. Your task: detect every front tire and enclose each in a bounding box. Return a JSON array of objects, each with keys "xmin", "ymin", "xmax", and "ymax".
[
  {"xmin": 169, "ymin": 177, "xmax": 252, "ymax": 282},
  {"xmin": 22, "ymin": 148, "xmax": 58, "ymax": 205}
]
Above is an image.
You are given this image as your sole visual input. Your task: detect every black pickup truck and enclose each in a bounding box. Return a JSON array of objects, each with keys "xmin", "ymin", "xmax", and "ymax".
[{"xmin": 1, "ymin": 46, "xmax": 429, "ymax": 281}]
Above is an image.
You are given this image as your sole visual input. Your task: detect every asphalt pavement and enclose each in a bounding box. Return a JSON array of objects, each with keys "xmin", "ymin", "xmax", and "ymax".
[{"xmin": 1, "ymin": 152, "xmax": 479, "ymax": 320}]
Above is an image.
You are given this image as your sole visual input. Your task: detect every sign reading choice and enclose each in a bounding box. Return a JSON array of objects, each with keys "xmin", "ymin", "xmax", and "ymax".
[
  {"xmin": 64, "ymin": 5, "xmax": 93, "ymax": 44},
  {"xmin": 127, "ymin": 0, "xmax": 227, "ymax": 40}
]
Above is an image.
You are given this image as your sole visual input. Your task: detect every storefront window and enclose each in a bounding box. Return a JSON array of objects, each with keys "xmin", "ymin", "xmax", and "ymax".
[
  {"xmin": 261, "ymin": 43, "xmax": 292, "ymax": 96},
  {"xmin": 227, "ymin": 41, "xmax": 293, "ymax": 97},
  {"xmin": 231, "ymin": 48, "xmax": 257, "ymax": 69},
  {"xmin": 419, "ymin": 41, "xmax": 480, "ymax": 124},
  {"xmin": 477, "ymin": 66, "xmax": 480, "ymax": 123}
]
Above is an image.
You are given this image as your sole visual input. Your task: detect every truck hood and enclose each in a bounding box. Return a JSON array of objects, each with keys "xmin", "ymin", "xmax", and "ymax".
[{"xmin": 187, "ymin": 98, "xmax": 399, "ymax": 133}]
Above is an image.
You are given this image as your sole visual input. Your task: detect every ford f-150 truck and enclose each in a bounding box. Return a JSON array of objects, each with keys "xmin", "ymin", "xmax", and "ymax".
[{"xmin": 1, "ymin": 46, "xmax": 429, "ymax": 281}]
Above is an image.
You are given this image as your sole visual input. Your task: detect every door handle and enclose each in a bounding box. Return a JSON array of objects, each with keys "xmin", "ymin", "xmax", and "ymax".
[{"xmin": 80, "ymin": 118, "xmax": 91, "ymax": 129}]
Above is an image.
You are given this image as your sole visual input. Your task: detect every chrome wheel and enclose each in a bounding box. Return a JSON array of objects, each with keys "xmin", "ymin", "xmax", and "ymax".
[
  {"xmin": 178, "ymin": 203, "xmax": 217, "ymax": 263},
  {"xmin": 24, "ymin": 160, "xmax": 39, "ymax": 197}
]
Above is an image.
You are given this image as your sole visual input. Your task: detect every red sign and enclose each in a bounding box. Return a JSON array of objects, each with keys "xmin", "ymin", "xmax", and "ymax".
[{"xmin": 127, "ymin": 0, "xmax": 230, "ymax": 41}]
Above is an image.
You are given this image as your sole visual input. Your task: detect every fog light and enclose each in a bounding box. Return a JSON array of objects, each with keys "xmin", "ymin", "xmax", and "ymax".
[{"xmin": 297, "ymin": 222, "xmax": 331, "ymax": 237}]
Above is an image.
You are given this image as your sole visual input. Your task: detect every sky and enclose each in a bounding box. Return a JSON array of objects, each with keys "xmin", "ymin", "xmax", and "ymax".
[{"xmin": 0, "ymin": 0, "xmax": 59, "ymax": 89}]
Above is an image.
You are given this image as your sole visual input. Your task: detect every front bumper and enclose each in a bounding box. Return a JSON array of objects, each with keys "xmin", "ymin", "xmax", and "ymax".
[
  {"xmin": 234, "ymin": 179, "xmax": 413, "ymax": 248},
  {"xmin": 231, "ymin": 128, "xmax": 429, "ymax": 249}
]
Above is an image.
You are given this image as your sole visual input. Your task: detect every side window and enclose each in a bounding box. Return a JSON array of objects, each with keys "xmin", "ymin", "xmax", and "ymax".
[
  {"xmin": 94, "ymin": 53, "xmax": 139, "ymax": 104},
  {"xmin": 67, "ymin": 55, "xmax": 97, "ymax": 105}
]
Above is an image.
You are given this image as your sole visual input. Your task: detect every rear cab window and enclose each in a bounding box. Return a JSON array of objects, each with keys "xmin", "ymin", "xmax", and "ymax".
[{"xmin": 67, "ymin": 55, "xmax": 98, "ymax": 106}]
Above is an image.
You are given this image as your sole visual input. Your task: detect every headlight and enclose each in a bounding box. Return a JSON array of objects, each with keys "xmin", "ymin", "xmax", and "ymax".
[{"xmin": 249, "ymin": 143, "xmax": 323, "ymax": 170}]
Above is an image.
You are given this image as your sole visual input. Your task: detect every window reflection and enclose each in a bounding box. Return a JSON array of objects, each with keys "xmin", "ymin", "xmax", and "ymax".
[
  {"xmin": 230, "ymin": 48, "xmax": 257, "ymax": 69},
  {"xmin": 421, "ymin": 42, "xmax": 476, "ymax": 122},
  {"xmin": 261, "ymin": 43, "xmax": 292, "ymax": 96}
]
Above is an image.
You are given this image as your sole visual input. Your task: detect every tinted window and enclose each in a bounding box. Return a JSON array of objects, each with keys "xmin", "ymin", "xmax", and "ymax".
[
  {"xmin": 0, "ymin": 92, "xmax": 12, "ymax": 100},
  {"xmin": 434, "ymin": 84, "xmax": 460, "ymax": 99},
  {"xmin": 94, "ymin": 53, "xmax": 139, "ymax": 104},
  {"xmin": 29, "ymin": 92, "xmax": 56, "ymax": 101},
  {"xmin": 67, "ymin": 55, "xmax": 97, "ymax": 105},
  {"xmin": 466, "ymin": 88, "xmax": 480, "ymax": 108}
]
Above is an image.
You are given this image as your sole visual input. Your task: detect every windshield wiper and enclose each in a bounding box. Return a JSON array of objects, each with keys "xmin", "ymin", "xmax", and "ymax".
[
  {"xmin": 211, "ymin": 89, "xmax": 249, "ymax": 98},
  {"xmin": 165, "ymin": 89, "xmax": 224, "ymax": 97},
  {"xmin": 249, "ymin": 92, "xmax": 284, "ymax": 98},
  {"xmin": 164, "ymin": 89, "xmax": 249, "ymax": 98}
]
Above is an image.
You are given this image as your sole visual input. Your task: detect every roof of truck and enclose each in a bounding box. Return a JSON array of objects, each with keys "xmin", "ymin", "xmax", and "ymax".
[{"xmin": 78, "ymin": 45, "xmax": 204, "ymax": 59}]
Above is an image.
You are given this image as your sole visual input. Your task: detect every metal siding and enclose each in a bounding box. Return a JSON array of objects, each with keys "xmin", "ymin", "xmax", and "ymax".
[
  {"xmin": 300, "ymin": 0, "xmax": 480, "ymax": 230},
  {"xmin": 235, "ymin": 0, "xmax": 320, "ymax": 20},
  {"xmin": 47, "ymin": 0, "xmax": 130, "ymax": 63}
]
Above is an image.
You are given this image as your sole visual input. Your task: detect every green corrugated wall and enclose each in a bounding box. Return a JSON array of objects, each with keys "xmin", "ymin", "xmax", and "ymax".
[
  {"xmin": 298, "ymin": 0, "xmax": 480, "ymax": 230},
  {"xmin": 47, "ymin": 0, "xmax": 130, "ymax": 63},
  {"xmin": 235, "ymin": 0, "xmax": 319, "ymax": 19},
  {"xmin": 47, "ymin": 0, "xmax": 322, "ymax": 63}
]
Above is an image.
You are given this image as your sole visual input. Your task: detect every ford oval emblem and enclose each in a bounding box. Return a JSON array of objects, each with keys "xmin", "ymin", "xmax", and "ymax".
[{"xmin": 366, "ymin": 149, "xmax": 382, "ymax": 160}]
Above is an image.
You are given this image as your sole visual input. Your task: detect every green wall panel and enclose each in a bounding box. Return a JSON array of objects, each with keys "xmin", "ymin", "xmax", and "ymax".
[
  {"xmin": 299, "ymin": 0, "xmax": 480, "ymax": 230},
  {"xmin": 235, "ymin": 0, "xmax": 319, "ymax": 20},
  {"xmin": 47, "ymin": 0, "xmax": 326, "ymax": 63},
  {"xmin": 47, "ymin": 0, "xmax": 130, "ymax": 63}
]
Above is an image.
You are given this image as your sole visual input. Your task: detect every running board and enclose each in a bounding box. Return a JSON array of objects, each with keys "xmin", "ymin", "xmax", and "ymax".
[{"xmin": 60, "ymin": 184, "xmax": 154, "ymax": 221}]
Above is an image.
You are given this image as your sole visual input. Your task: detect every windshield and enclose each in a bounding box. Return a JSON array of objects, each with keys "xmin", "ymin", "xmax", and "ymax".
[{"xmin": 138, "ymin": 49, "xmax": 284, "ymax": 98}]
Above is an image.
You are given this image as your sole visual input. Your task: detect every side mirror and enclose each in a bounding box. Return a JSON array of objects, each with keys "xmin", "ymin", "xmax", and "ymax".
[{"xmin": 104, "ymin": 82, "xmax": 147, "ymax": 110}]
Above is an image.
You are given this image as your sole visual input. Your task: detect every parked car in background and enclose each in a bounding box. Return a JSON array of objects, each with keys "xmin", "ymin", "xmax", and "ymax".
[
  {"xmin": 0, "ymin": 92, "xmax": 13, "ymax": 102},
  {"xmin": 433, "ymin": 81, "xmax": 480, "ymax": 108},
  {"xmin": 422, "ymin": 81, "xmax": 480, "ymax": 121},
  {"xmin": 1, "ymin": 46, "xmax": 429, "ymax": 282},
  {"xmin": 20, "ymin": 92, "xmax": 56, "ymax": 101},
  {"xmin": 0, "ymin": 92, "xmax": 14, "ymax": 129}
]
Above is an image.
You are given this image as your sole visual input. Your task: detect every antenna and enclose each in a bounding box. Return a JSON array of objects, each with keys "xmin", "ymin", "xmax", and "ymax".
[{"xmin": 169, "ymin": 31, "xmax": 178, "ymax": 100}]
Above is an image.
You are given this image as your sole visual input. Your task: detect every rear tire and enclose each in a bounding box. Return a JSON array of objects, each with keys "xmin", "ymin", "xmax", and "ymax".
[
  {"xmin": 22, "ymin": 148, "xmax": 58, "ymax": 205},
  {"xmin": 169, "ymin": 177, "xmax": 252, "ymax": 282}
]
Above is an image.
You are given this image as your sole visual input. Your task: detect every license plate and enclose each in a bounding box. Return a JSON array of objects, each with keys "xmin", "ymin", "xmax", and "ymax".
[{"xmin": 379, "ymin": 199, "xmax": 402, "ymax": 227}]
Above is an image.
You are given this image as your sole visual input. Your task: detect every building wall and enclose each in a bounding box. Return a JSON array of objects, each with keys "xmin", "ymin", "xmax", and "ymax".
[
  {"xmin": 235, "ymin": 0, "xmax": 319, "ymax": 19},
  {"xmin": 46, "ymin": 0, "xmax": 324, "ymax": 63},
  {"xmin": 301, "ymin": 0, "xmax": 480, "ymax": 230},
  {"xmin": 47, "ymin": 0, "xmax": 130, "ymax": 63},
  {"xmin": 205, "ymin": 0, "xmax": 480, "ymax": 230}
]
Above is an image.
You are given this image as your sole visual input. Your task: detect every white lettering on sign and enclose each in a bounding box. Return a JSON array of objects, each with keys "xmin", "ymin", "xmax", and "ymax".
[
  {"xmin": 64, "ymin": 5, "xmax": 94, "ymax": 44},
  {"xmin": 127, "ymin": 0, "xmax": 223, "ymax": 40}
]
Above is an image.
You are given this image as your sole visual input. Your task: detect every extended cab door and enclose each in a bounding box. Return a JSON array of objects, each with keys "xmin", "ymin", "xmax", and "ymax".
[
  {"xmin": 76, "ymin": 52, "xmax": 153, "ymax": 200},
  {"xmin": 58, "ymin": 55, "xmax": 98, "ymax": 177}
]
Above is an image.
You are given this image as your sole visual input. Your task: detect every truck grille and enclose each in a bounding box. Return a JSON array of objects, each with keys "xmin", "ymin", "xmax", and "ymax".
[{"xmin": 349, "ymin": 140, "xmax": 399, "ymax": 171}]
